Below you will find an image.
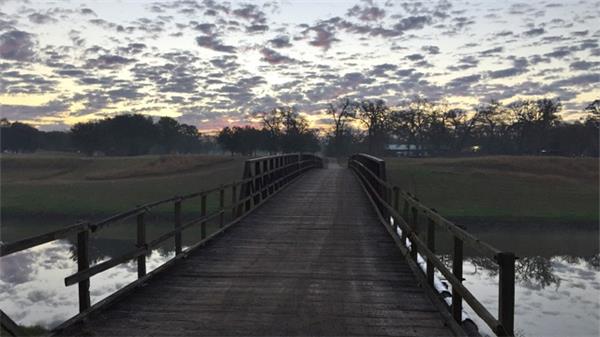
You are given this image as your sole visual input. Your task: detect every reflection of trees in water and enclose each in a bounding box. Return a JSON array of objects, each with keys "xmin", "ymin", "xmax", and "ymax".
[
  {"xmin": 65, "ymin": 236, "xmax": 175, "ymax": 264},
  {"xmin": 516, "ymin": 257, "xmax": 560, "ymax": 290},
  {"xmin": 561, "ymin": 254, "xmax": 600, "ymax": 270},
  {"xmin": 586, "ymin": 255, "xmax": 600, "ymax": 270},
  {"xmin": 465, "ymin": 254, "xmax": 600, "ymax": 290},
  {"xmin": 467, "ymin": 256, "xmax": 559, "ymax": 290}
]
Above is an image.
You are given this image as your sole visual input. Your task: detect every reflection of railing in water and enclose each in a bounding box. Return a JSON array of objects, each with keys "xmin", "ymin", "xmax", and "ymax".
[
  {"xmin": 348, "ymin": 153, "xmax": 517, "ymax": 337},
  {"xmin": 0, "ymin": 153, "xmax": 323, "ymax": 334}
]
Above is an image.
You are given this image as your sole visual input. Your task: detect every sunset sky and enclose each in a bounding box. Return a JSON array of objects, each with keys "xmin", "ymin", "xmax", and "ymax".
[{"xmin": 0, "ymin": 0, "xmax": 598, "ymax": 132}]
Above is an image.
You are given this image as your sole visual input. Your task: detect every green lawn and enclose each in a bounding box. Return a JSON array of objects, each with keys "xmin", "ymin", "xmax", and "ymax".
[
  {"xmin": 385, "ymin": 156, "xmax": 599, "ymax": 223},
  {"xmin": 2, "ymin": 153, "xmax": 597, "ymax": 242},
  {"xmin": 1, "ymin": 153, "xmax": 246, "ymax": 223}
]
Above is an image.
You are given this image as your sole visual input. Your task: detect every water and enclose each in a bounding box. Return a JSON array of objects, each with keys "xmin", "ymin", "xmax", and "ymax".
[
  {"xmin": 439, "ymin": 225, "xmax": 600, "ymax": 337},
  {"xmin": 0, "ymin": 240, "xmax": 174, "ymax": 328},
  {"xmin": 0, "ymin": 222, "xmax": 598, "ymax": 336},
  {"xmin": 461, "ymin": 255, "xmax": 599, "ymax": 337}
]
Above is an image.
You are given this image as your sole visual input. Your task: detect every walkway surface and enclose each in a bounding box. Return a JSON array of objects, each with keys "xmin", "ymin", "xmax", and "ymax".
[{"xmin": 57, "ymin": 164, "xmax": 454, "ymax": 336}]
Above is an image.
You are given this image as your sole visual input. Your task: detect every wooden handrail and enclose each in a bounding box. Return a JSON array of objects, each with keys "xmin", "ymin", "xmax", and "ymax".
[
  {"xmin": 348, "ymin": 153, "xmax": 515, "ymax": 337},
  {"xmin": 349, "ymin": 156, "xmax": 500, "ymax": 258},
  {"xmin": 0, "ymin": 309, "xmax": 23, "ymax": 337},
  {"xmin": 1, "ymin": 153, "xmax": 323, "ymax": 326},
  {"xmin": 0, "ymin": 221, "xmax": 89, "ymax": 257}
]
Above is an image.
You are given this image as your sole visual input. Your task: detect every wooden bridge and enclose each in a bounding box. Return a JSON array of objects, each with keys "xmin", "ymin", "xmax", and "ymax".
[{"xmin": 1, "ymin": 154, "xmax": 516, "ymax": 337}]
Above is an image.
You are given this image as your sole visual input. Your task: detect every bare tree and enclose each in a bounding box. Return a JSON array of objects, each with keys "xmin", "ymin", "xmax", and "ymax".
[
  {"xmin": 445, "ymin": 108, "xmax": 477, "ymax": 153},
  {"xmin": 326, "ymin": 98, "xmax": 355, "ymax": 155},
  {"xmin": 259, "ymin": 106, "xmax": 318, "ymax": 153},
  {"xmin": 355, "ymin": 99, "xmax": 391, "ymax": 154},
  {"xmin": 392, "ymin": 97, "xmax": 433, "ymax": 154}
]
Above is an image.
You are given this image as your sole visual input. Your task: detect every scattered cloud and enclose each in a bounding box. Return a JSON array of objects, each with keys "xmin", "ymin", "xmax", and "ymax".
[
  {"xmin": 0, "ymin": 0, "xmax": 597, "ymax": 129},
  {"xmin": 196, "ymin": 35, "xmax": 235, "ymax": 53},
  {"xmin": 260, "ymin": 48, "xmax": 296, "ymax": 65},
  {"xmin": 0, "ymin": 30, "xmax": 36, "ymax": 61}
]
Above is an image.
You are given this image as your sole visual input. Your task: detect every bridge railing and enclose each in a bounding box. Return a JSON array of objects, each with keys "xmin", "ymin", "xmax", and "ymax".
[
  {"xmin": 349, "ymin": 153, "xmax": 515, "ymax": 337},
  {"xmin": 0, "ymin": 153, "xmax": 322, "ymax": 331}
]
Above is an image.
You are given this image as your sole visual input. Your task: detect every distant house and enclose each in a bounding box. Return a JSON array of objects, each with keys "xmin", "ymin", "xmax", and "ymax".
[{"xmin": 385, "ymin": 144, "xmax": 427, "ymax": 157}]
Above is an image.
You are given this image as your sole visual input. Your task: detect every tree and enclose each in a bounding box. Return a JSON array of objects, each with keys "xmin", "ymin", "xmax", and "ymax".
[
  {"xmin": 71, "ymin": 114, "xmax": 203, "ymax": 156},
  {"xmin": 355, "ymin": 99, "xmax": 390, "ymax": 154},
  {"xmin": 156, "ymin": 117, "xmax": 181, "ymax": 153},
  {"xmin": 445, "ymin": 108, "xmax": 476, "ymax": 153},
  {"xmin": 391, "ymin": 98, "xmax": 432, "ymax": 155},
  {"xmin": 216, "ymin": 126, "xmax": 268, "ymax": 156},
  {"xmin": 473, "ymin": 100, "xmax": 514, "ymax": 154},
  {"xmin": 0, "ymin": 120, "xmax": 39, "ymax": 152},
  {"xmin": 326, "ymin": 98, "xmax": 355, "ymax": 156},
  {"xmin": 510, "ymin": 99, "xmax": 561, "ymax": 154},
  {"xmin": 217, "ymin": 127, "xmax": 235, "ymax": 155},
  {"xmin": 259, "ymin": 106, "xmax": 320, "ymax": 153}
]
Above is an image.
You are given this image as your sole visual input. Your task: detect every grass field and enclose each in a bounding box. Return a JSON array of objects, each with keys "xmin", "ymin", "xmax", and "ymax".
[
  {"xmin": 385, "ymin": 156, "xmax": 599, "ymax": 223},
  {"xmin": 2, "ymin": 153, "xmax": 597, "ymax": 241},
  {"xmin": 1, "ymin": 153, "xmax": 246, "ymax": 221}
]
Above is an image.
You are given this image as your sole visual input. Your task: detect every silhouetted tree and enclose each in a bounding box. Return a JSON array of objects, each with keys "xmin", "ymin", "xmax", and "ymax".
[
  {"xmin": 259, "ymin": 106, "xmax": 320, "ymax": 153},
  {"xmin": 326, "ymin": 98, "xmax": 355, "ymax": 156},
  {"xmin": 70, "ymin": 114, "xmax": 203, "ymax": 156},
  {"xmin": 0, "ymin": 119, "xmax": 39, "ymax": 152},
  {"xmin": 391, "ymin": 98, "xmax": 432, "ymax": 155},
  {"xmin": 355, "ymin": 99, "xmax": 390, "ymax": 154}
]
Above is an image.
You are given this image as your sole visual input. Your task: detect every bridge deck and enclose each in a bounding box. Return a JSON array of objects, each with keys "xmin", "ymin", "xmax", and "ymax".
[{"xmin": 57, "ymin": 164, "xmax": 454, "ymax": 336}]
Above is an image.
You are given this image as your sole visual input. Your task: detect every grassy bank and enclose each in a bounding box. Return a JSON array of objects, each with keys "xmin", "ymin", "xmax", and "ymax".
[
  {"xmin": 1, "ymin": 154, "xmax": 246, "ymax": 229},
  {"xmin": 385, "ymin": 156, "xmax": 599, "ymax": 223}
]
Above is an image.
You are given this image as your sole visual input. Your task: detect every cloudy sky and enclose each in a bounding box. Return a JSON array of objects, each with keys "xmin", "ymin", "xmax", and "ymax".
[{"xmin": 0, "ymin": 0, "xmax": 599, "ymax": 132}]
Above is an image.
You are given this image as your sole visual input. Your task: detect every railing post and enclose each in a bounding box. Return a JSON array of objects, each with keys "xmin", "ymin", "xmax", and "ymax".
[
  {"xmin": 200, "ymin": 194, "xmax": 207, "ymax": 239},
  {"xmin": 427, "ymin": 217, "xmax": 436, "ymax": 286},
  {"xmin": 254, "ymin": 162, "xmax": 261, "ymax": 205},
  {"xmin": 174, "ymin": 200, "xmax": 182, "ymax": 255},
  {"xmin": 219, "ymin": 185, "xmax": 225, "ymax": 228},
  {"xmin": 77, "ymin": 228, "xmax": 91, "ymax": 313},
  {"xmin": 137, "ymin": 212, "xmax": 146, "ymax": 279},
  {"xmin": 498, "ymin": 252, "xmax": 516, "ymax": 336},
  {"xmin": 452, "ymin": 237, "xmax": 463, "ymax": 323},
  {"xmin": 231, "ymin": 183, "xmax": 238, "ymax": 219},
  {"xmin": 393, "ymin": 186, "xmax": 400, "ymax": 232},
  {"xmin": 268, "ymin": 159, "xmax": 274, "ymax": 195},
  {"xmin": 401, "ymin": 200, "xmax": 409, "ymax": 245},
  {"xmin": 410, "ymin": 207, "xmax": 419, "ymax": 262}
]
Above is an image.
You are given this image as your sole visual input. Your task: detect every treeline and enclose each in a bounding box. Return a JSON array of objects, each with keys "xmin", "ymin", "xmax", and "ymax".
[
  {"xmin": 1, "ymin": 115, "xmax": 216, "ymax": 155},
  {"xmin": 216, "ymin": 107, "xmax": 320, "ymax": 155},
  {"xmin": 1, "ymin": 119, "xmax": 72, "ymax": 153},
  {"xmin": 1, "ymin": 97, "xmax": 598, "ymax": 157},
  {"xmin": 319, "ymin": 97, "xmax": 599, "ymax": 157}
]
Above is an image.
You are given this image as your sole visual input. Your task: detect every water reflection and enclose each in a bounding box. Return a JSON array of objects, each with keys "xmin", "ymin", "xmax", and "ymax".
[
  {"xmin": 451, "ymin": 255, "xmax": 600, "ymax": 337},
  {"xmin": 0, "ymin": 240, "xmax": 174, "ymax": 328}
]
